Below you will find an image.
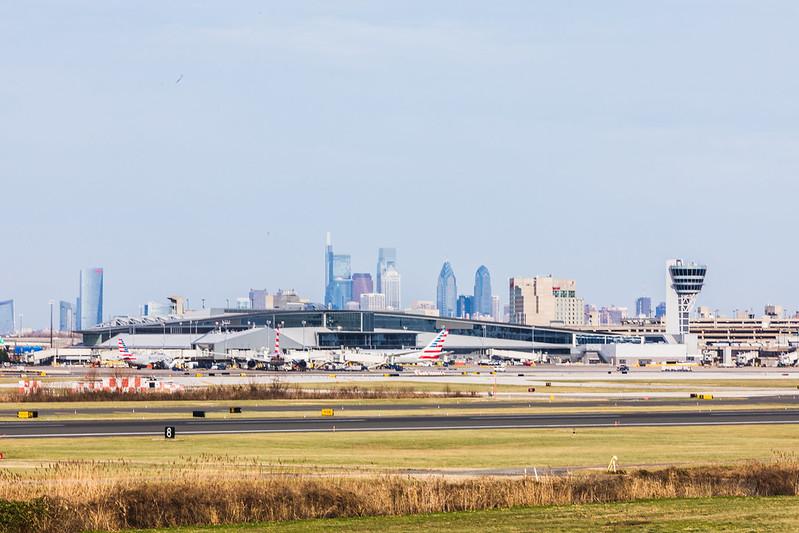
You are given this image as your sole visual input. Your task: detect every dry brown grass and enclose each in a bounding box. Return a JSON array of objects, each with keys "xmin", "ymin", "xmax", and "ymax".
[
  {"xmin": 5, "ymin": 381, "xmax": 477, "ymax": 403},
  {"xmin": 4, "ymin": 454, "xmax": 799, "ymax": 532}
]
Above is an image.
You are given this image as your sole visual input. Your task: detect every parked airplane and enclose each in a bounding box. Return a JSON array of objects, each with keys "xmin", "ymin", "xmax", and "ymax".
[
  {"xmin": 333, "ymin": 329, "xmax": 450, "ymax": 367},
  {"xmin": 117, "ymin": 339, "xmax": 174, "ymax": 369}
]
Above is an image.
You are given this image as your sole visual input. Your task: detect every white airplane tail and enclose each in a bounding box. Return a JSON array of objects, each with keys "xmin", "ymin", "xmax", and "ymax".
[
  {"xmin": 117, "ymin": 339, "xmax": 134, "ymax": 360},
  {"xmin": 420, "ymin": 329, "xmax": 448, "ymax": 359}
]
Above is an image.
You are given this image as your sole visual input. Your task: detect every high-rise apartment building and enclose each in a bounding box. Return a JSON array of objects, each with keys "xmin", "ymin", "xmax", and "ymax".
[
  {"xmin": 351, "ymin": 273, "xmax": 374, "ymax": 305},
  {"xmin": 509, "ymin": 276, "xmax": 584, "ymax": 326},
  {"xmin": 376, "ymin": 248, "xmax": 397, "ymax": 293},
  {"xmin": 0, "ymin": 300, "xmax": 14, "ymax": 336},
  {"xmin": 473, "ymin": 266, "xmax": 492, "ymax": 317},
  {"xmin": 359, "ymin": 292, "xmax": 386, "ymax": 311},
  {"xmin": 635, "ymin": 296, "xmax": 652, "ymax": 318},
  {"xmin": 655, "ymin": 301, "xmax": 667, "ymax": 319},
  {"xmin": 381, "ymin": 265, "xmax": 401, "ymax": 310},
  {"xmin": 58, "ymin": 301, "xmax": 74, "ymax": 332},
  {"xmin": 78, "ymin": 267, "xmax": 104, "ymax": 330},
  {"xmin": 436, "ymin": 262, "xmax": 457, "ymax": 318}
]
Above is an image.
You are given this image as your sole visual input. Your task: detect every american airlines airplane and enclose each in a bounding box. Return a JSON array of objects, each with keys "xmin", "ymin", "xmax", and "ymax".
[
  {"xmin": 117, "ymin": 339, "xmax": 174, "ymax": 369},
  {"xmin": 333, "ymin": 329, "xmax": 451, "ymax": 368}
]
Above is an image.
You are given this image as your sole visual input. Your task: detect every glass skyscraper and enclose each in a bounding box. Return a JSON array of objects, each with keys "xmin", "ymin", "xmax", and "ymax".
[
  {"xmin": 436, "ymin": 261, "xmax": 457, "ymax": 318},
  {"xmin": 456, "ymin": 294, "xmax": 474, "ymax": 318},
  {"xmin": 0, "ymin": 299, "xmax": 14, "ymax": 336},
  {"xmin": 473, "ymin": 265, "xmax": 492, "ymax": 317},
  {"xmin": 351, "ymin": 273, "xmax": 374, "ymax": 306},
  {"xmin": 78, "ymin": 267, "xmax": 104, "ymax": 329},
  {"xmin": 376, "ymin": 247, "xmax": 397, "ymax": 294},
  {"xmin": 58, "ymin": 301, "xmax": 74, "ymax": 332},
  {"xmin": 635, "ymin": 296, "xmax": 652, "ymax": 318},
  {"xmin": 324, "ymin": 232, "xmax": 334, "ymax": 307}
]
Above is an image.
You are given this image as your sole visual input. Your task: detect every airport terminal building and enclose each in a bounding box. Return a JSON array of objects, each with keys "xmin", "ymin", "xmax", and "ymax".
[{"xmin": 76, "ymin": 309, "xmax": 669, "ymax": 363}]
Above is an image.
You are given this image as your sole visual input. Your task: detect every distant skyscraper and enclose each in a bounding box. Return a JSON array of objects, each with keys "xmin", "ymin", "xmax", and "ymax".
[
  {"xmin": 376, "ymin": 247, "xmax": 397, "ymax": 295},
  {"xmin": 78, "ymin": 268, "xmax": 103, "ymax": 329},
  {"xmin": 382, "ymin": 265, "xmax": 401, "ymax": 310},
  {"xmin": 436, "ymin": 262, "xmax": 457, "ymax": 318},
  {"xmin": 491, "ymin": 295, "xmax": 501, "ymax": 322},
  {"xmin": 58, "ymin": 301, "xmax": 73, "ymax": 332},
  {"xmin": 509, "ymin": 276, "xmax": 584, "ymax": 326},
  {"xmin": 324, "ymin": 232, "xmax": 334, "ymax": 307},
  {"xmin": 635, "ymin": 296, "xmax": 652, "ymax": 318},
  {"xmin": 359, "ymin": 292, "xmax": 386, "ymax": 311},
  {"xmin": 0, "ymin": 300, "xmax": 14, "ymax": 335},
  {"xmin": 473, "ymin": 265, "xmax": 492, "ymax": 317},
  {"xmin": 655, "ymin": 301, "xmax": 667, "ymax": 319},
  {"xmin": 351, "ymin": 273, "xmax": 374, "ymax": 304},
  {"xmin": 456, "ymin": 295, "xmax": 474, "ymax": 318},
  {"xmin": 323, "ymin": 234, "xmax": 354, "ymax": 310},
  {"xmin": 249, "ymin": 289, "xmax": 271, "ymax": 310}
]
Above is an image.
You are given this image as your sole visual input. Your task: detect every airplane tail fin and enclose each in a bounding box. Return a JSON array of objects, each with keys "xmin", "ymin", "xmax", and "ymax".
[
  {"xmin": 117, "ymin": 338, "xmax": 133, "ymax": 360},
  {"xmin": 421, "ymin": 329, "xmax": 448, "ymax": 357}
]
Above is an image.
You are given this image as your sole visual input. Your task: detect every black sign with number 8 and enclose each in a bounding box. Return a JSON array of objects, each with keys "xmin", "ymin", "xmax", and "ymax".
[{"xmin": 165, "ymin": 426, "xmax": 176, "ymax": 439}]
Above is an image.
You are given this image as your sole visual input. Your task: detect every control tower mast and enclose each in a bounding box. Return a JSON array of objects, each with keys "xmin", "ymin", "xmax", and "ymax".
[{"xmin": 665, "ymin": 259, "xmax": 707, "ymax": 336}]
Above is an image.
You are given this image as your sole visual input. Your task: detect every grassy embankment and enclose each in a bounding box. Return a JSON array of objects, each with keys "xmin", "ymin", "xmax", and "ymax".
[
  {"xmin": 136, "ymin": 496, "xmax": 799, "ymax": 532},
  {"xmin": 5, "ymin": 461, "xmax": 799, "ymax": 532}
]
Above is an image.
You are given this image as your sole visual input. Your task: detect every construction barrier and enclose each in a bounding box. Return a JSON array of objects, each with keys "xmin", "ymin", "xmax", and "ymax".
[
  {"xmin": 72, "ymin": 377, "xmax": 183, "ymax": 394},
  {"xmin": 17, "ymin": 411, "xmax": 38, "ymax": 419},
  {"xmin": 321, "ymin": 409, "xmax": 334, "ymax": 417},
  {"xmin": 18, "ymin": 380, "xmax": 42, "ymax": 395}
]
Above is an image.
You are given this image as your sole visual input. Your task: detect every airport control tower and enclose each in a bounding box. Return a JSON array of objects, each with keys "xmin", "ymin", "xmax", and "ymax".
[{"xmin": 665, "ymin": 259, "xmax": 707, "ymax": 336}]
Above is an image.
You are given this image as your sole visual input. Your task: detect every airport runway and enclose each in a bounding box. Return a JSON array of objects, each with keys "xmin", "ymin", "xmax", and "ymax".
[
  {"xmin": 4, "ymin": 408, "xmax": 799, "ymax": 438},
  {"xmin": 2, "ymin": 395, "xmax": 799, "ymax": 418}
]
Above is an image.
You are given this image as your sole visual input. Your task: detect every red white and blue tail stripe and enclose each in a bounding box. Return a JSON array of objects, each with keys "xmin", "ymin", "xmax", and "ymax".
[
  {"xmin": 420, "ymin": 329, "xmax": 448, "ymax": 359},
  {"xmin": 117, "ymin": 339, "xmax": 134, "ymax": 361}
]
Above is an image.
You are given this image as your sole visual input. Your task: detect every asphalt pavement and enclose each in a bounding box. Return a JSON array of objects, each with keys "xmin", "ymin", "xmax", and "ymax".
[{"xmin": 3, "ymin": 408, "xmax": 799, "ymax": 438}]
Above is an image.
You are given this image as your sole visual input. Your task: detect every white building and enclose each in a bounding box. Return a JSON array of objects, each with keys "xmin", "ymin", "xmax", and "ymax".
[
  {"xmin": 491, "ymin": 295, "xmax": 501, "ymax": 322},
  {"xmin": 381, "ymin": 265, "xmax": 401, "ymax": 310},
  {"xmin": 360, "ymin": 293, "xmax": 386, "ymax": 311}
]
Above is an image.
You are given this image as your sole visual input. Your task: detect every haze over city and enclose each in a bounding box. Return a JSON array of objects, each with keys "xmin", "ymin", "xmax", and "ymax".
[{"xmin": 4, "ymin": 1, "xmax": 799, "ymax": 327}]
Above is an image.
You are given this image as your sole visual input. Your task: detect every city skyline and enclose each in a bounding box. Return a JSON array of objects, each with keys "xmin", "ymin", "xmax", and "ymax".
[
  {"xmin": 6, "ymin": 243, "xmax": 799, "ymax": 330},
  {"xmin": 3, "ymin": 2, "xmax": 799, "ymax": 327}
]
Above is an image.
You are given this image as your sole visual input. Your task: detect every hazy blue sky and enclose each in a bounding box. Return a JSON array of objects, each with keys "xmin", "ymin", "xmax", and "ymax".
[{"xmin": 3, "ymin": 1, "xmax": 799, "ymax": 328}]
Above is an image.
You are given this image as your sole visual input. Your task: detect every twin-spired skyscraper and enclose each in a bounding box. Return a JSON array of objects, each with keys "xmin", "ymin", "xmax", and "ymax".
[
  {"xmin": 437, "ymin": 262, "xmax": 494, "ymax": 319},
  {"xmin": 473, "ymin": 265, "xmax": 492, "ymax": 317},
  {"xmin": 436, "ymin": 262, "xmax": 457, "ymax": 317}
]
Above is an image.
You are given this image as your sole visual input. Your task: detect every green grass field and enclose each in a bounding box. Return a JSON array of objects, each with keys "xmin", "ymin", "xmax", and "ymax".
[
  {"xmin": 4, "ymin": 425, "xmax": 798, "ymax": 473},
  {"xmin": 134, "ymin": 496, "xmax": 799, "ymax": 532}
]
